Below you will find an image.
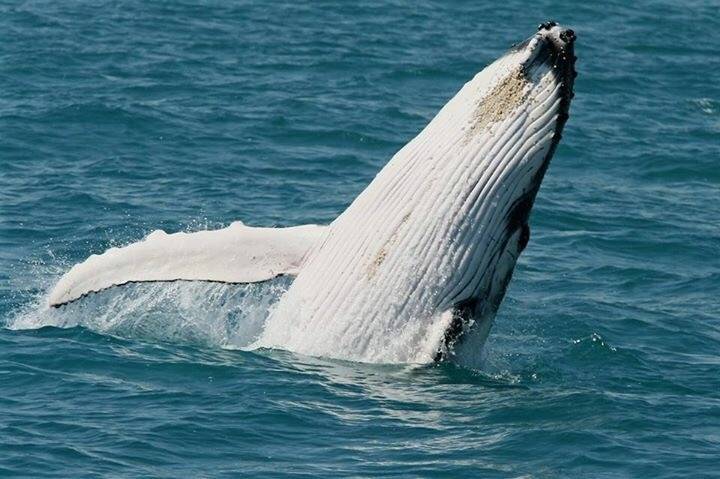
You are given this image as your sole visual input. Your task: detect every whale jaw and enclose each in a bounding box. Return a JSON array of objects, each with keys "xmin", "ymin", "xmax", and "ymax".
[
  {"xmin": 436, "ymin": 24, "xmax": 577, "ymax": 362},
  {"xmin": 255, "ymin": 24, "xmax": 577, "ymax": 364}
]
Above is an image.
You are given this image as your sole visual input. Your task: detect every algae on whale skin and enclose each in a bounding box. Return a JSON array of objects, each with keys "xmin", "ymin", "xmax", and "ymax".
[
  {"xmin": 466, "ymin": 66, "xmax": 531, "ymax": 140},
  {"xmin": 368, "ymin": 212, "xmax": 412, "ymax": 279}
]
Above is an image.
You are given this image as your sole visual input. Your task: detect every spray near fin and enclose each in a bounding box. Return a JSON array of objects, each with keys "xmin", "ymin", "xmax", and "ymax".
[{"xmin": 48, "ymin": 222, "xmax": 326, "ymax": 307}]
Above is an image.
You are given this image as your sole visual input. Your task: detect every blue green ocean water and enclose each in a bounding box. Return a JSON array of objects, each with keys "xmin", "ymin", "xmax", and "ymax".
[{"xmin": 2, "ymin": 1, "xmax": 719, "ymax": 477}]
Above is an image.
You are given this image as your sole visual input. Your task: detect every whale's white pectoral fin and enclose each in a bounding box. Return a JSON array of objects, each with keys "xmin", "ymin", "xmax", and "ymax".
[{"xmin": 48, "ymin": 222, "xmax": 327, "ymax": 308}]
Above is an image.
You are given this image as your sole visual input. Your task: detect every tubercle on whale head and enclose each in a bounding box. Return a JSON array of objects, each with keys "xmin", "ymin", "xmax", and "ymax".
[
  {"xmin": 540, "ymin": 23, "xmax": 576, "ymax": 130},
  {"xmin": 525, "ymin": 23, "xmax": 576, "ymax": 203},
  {"xmin": 523, "ymin": 22, "xmax": 577, "ymax": 123},
  {"xmin": 497, "ymin": 22, "xmax": 577, "ymax": 218},
  {"xmin": 512, "ymin": 23, "xmax": 576, "ymax": 72}
]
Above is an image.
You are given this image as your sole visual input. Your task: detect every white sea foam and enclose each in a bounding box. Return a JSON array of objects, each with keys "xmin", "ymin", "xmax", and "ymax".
[{"xmin": 8, "ymin": 278, "xmax": 291, "ymax": 349}]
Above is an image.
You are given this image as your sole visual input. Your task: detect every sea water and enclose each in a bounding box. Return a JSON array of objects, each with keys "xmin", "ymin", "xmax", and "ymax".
[{"xmin": 1, "ymin": 1, "xmax": 719, "ymax": 477}]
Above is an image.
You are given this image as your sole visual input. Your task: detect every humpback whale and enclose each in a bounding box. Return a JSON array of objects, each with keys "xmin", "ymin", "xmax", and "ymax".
[{"xmin": 49, "ymin": 23, "xmax": 576, "ymax": 364}]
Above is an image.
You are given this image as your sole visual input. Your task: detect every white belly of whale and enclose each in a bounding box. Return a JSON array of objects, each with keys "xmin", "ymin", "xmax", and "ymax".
[{"xmin": 256, "ymin": 49, "xmax": 565, "ymax": 362}]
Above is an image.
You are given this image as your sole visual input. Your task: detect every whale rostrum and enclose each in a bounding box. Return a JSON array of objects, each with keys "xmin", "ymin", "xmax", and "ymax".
[{"xmin": 49, "ymin": 24, "xmax": 576, "ymax": 364}]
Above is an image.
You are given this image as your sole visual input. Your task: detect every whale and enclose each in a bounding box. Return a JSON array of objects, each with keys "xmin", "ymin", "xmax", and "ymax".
[{"xmin": 49, "ymin": 23, "xmax": 576, "ymax": 364}]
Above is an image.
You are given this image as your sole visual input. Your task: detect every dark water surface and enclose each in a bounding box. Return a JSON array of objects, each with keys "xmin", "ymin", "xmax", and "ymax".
[{"xmin": 2, "ymin": 1, "xmax": 719, "ymax": 477}]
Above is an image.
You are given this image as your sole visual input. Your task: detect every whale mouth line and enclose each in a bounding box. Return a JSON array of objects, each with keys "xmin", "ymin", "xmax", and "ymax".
[{"xmin": 507, "ymin": 23, "xmax": 577, "ymax": 216}]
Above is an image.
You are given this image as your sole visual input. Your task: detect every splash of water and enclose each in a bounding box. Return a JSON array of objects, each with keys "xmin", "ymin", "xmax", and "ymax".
[
  {"xmin": 7, "ymin": 255, "xmax": 501, "ymax": 367},
  {"xmin": 8, "ymin": 278, "xmax": 292, "ymax": 349}
]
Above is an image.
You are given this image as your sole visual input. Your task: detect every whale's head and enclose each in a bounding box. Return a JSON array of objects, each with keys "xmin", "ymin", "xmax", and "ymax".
[
  {"xmin": 466, "ymin": 24, "xmax": 575, "ymax": 135},
  {"xmin": 436, "ymin": 22, "xmax": 577, "ymax": 360},
  {"xmin": 474, "ymin": 21, "xmax": 576, "ymax": 245}
]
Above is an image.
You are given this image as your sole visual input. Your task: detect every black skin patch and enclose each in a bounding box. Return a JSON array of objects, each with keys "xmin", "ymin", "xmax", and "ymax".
[
  {"xmin": 518, "ymin": 223, "xmax": 530, "ymax": 253},
  {"xmin": 433, "ymin": 220, "xmax": 529, "ymax": 363},
  {"xmin": 434, "ymin": 299, "xmax": 476, "ymax": 362},
  {"xmin": 508, "ymin": 192, "xmax": 534, "ymax": 232}
]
